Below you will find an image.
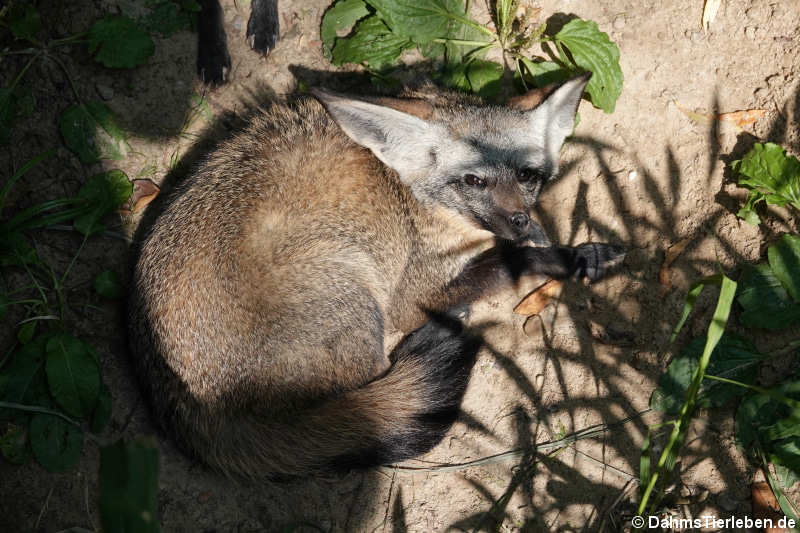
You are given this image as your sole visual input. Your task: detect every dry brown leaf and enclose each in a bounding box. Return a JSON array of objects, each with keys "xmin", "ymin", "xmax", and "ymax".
[
  {"xmin": 718, "ymin": 108, "xmax": 767, "ymax": 128},
  {"xmin": 130, "ymin": 179, "xmax": 160, "ymax": 214},
  {"xmin": 702, "ymin": 0, "xmax": 721, "ymax": 32},
  {"xmin": 659, "ymin": 237, "xmax": 692, "ymax": 287},
  {"xmin": 752, "ymin": 481, "xmax": 789, "ymax": 533},
  {"xmin": 675, "ymin": 101, "xmax": 767, "ymax": 131},
  {"xmin": 514, "ymin": 279, "xmax": 562, "ymax": 316}
]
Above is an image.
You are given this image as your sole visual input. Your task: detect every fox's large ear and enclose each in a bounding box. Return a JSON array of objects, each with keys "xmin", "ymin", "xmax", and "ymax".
[
  {"xmin": 311, "ymin": 89, "xmax": 442, "ymax": 184},
  {"xmin": 519, "ymin": 72, "xmax": 591, "ymax": 160}
]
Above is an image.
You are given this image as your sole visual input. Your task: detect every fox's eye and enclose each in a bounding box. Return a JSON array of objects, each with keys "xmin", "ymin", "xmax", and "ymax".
[
  {"xmin": 518, "ymin": 167, "xmax": 545, "ymax": 183},
  {"xmin": 463, "ymin": 174, "xmax": 487, "ymax": 188}
]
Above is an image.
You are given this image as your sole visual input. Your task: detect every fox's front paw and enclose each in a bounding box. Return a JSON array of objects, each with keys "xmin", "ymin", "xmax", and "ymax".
[
  {"xmin": 573, "ymin": 243, "xmax": 625, "ymax": 282},
  {"xmin": 247, "ymin": 0, "xmax": 280, "ymax": 55}
]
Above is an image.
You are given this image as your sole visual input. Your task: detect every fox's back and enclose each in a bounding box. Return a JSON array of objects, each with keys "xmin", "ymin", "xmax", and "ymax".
[{"xmin": 130, "ymin": 98, "xmax": 420, "ymax": 415}]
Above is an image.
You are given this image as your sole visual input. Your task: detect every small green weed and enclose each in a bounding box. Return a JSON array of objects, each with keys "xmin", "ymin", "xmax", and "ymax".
[
  {"xmin": 639, "ymin": 143, "xmax": 800, "ymax": 526},
  {"xmin": 1, "ymin": 1, "xmax": 170, "ymax": 530},
  {"xmin": 321, "ymin": 0, "xmax": 623, "ymax": 111}
]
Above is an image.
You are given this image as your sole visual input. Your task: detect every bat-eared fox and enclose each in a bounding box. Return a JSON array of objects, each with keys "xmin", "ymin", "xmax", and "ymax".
[{"xmin": 128, "ymin": 73, "xmax": 624, "ymax": 478}]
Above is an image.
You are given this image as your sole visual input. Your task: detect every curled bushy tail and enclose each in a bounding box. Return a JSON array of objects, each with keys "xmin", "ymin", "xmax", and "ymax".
[{"xmin": 186, "ymin": 314, "xmax": 482, "ymax": 478}]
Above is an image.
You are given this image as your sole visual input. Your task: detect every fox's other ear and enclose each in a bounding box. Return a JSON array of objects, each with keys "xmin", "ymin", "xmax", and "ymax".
[
  {"xmin": 522, "ymin": 72, "xmax": 591, "ymax": 160},
  {"xmin": 311, "ymin": 89, "xmax": 442, "ymax": 184}
]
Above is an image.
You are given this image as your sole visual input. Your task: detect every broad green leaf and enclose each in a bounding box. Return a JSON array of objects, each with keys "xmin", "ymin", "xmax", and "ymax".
[
  {"xmin": 439, "ymin": 62, "xmax": 470, "ymax": 92},
  {"xmin": 764, "ymin": 415, "xmax": 800, "ymax": 442},
  {"xmin": 776, "ymin": 463, "xmax": 800, "ymax": 489},
  {"xmin": 59, "ymin": 102, "xmax": 127, "ymax": 164},
  {"xmin": 732, "ymin": 143, "xmax": 800, "ymax": 216},
  {"xmin": 650, "ymin": 335, "xmax": 761, "ymax": 414},
  {"xmin": 45, "ymin": 334, "xmax": 101, "ymax": 419},
  {"xmin": 771, "ymin": 437, "xmax": 800, "ymax": 475},
  {"xmin": 17, "ymin": 321, "xmax": 36, "ymax": 344},
  {"xmin": 0, "ymin": 232, "xmax": 37, "ymax": 266},
  {"xmin": 8, "ymin": 3, "xmax": 41, "ymax": 41},
  {"xmin": 88, "ymin": 16, "xmax": 155, "ymax": 69},
  {"xmin": 736, "ymin": 379, "xmax": 800, "ymax": 451},
  {"xmin": 0, "ymin": 336, "xmax": 47, "ymax": 404},
  {"xmin": 466, "ymin": 60, "xmax": 503, "ymax": 98},
  {"xmin": 0, "ymin": 84, "xmax": 36, "ymax": 145},
  {"xmin": 365, "ymin": 0, "xmax": 489, "ymax": 45},
  {"xmin": 332, "ymin": 16, "xmax": 413, "ymax": 68},
  {"xmin": 144, "ymin": 1, "xmax": 195, "ymax": 36},
  {"xmin": 29, "ymin": 414, "xmax": 83, "ymax": 472},
  {"xmin": 91, "ymin": 381, "xmax": 113, "ymax": 434},
  {"xmin": 552, "ymin": 19, "xmax": 622, "ymax": 113},
  {"xmin": 95, "ymin": 270, "xmax": 124, "ymax": 299},
  {"xmin": 320, "ymin": 0, "xmax": 370, "ymax": 59},
  {"xmin": 737, "ymin": 262, "xmax": 800, "ymax": 330},
  {"xmin": 737, "ymin": 190, "xmax": 764, "ymax": 226},
  {"xmin": 768, "ymin": 234, "xmax": 800, "ymax": 302},
  {"xmin": 0, "ymin": 423, "xmax": 29, "ymax": 464},
  {"xmin": 518, "ymin": 58, "xmax": 571, "ymax": 88},
  {"xmin": 74, "ymin": 170, "xmax": 133, "ymax": 235},
  {"xmin": 99, "ymin": 438, "xmax": 161, "ymax": 533}
]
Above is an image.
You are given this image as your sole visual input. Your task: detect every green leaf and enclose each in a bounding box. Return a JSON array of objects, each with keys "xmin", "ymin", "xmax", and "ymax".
[
  {"xmin": 439, "ymin": 62, "xmax": 470, "ymax": 92},
  {"xmin": 332, "ymin": 15, "xmax": 413, "ymax": 68},
  {"xmin": 0, "ymin": 423, "xmax": 29, "ymax": 464},
  {"xmin": 59, "ymin": 102, "xmax": 127, "ymax": 164},
  {"xmin": 17, "ymin": 321, "xmax": 36, "ymax": 344},
  {"xmin": 552, "ymin": 19, "xmax": 623, "ymax": 113},
  {"xmin": 466, "ymin": 60, "xmax": 503, "ymax": 98},
  {"xmin": 732, "ymin": 143, "xmax": 800, "ymax": 215},
  {"xmin": 99, "ymin": 438, "xmax": 161, "ymax": 533},
  {"xmin": 74, "ymin": 170, "xmax": 133, "ymax": 235},
  {"xmin": 88, "ymin": 16, "xmax": 155, "ymax": 69},
  {"xmin": 95, "ymin": 270, "xmax": 124, "ymax": 299},
  {"xmin": 736, "ymin": 379, "xmax": 800, "ymax": 451},
  {"xmin": 29, "ymin": 414, "xmax": 83, "ymax": 472},
  {"xmin": 91, "ymin": 381, "xmax": 113, "ymax": 433},
  {"xmin": 144, "ymin": 1, "xmax": 195, "ymax": 36},
  {"xmin": 0, "ymin": 84, "xmax": 36, "ymax": 145},
  {"xmin": 771, "ymin": 437, "xmax": 800, "ymax": 474},
  {"xmin": 8, "ymin": 3, "xmax": 42, "ymax": 41},
  {"xmin": 776, "ymin": 463, "xmax": 800, "ymax": 489},
  {"xmin": 518, "ymin": 58, "xmax": 571, "ymax": 88},
  {"xmin": 0, "ymin": 232, "xmax": 37, "ymax": 266},
  {"xmin": 768, "ymin": 234, "xmax": 800, "ymax": 302},
  {"xmin": 737, "ymin": 262, "xmax": 800, "ymax": 330},
  {"xmin": 0, "ymin": 336, "xmax": 47, "ymax": 404},
  {"xmin": 365, "ymin": 0, "xmax": 490, "ymax": 44},
  {"xmin": 45, "ymin": 335, "xmax": 101, "ymax": 419},
  {"xmin": 650, "ymin": 335, "xmax": 761, "ymax": 415},
  {"xmin": 320, "ymin": 0, "xmax": 370, "ymax": 59}
]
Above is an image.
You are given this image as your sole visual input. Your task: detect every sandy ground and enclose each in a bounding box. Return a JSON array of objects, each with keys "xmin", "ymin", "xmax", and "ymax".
[{"xmin": 2, "ymin": 0, "xmax": 800, "ymax": 531}]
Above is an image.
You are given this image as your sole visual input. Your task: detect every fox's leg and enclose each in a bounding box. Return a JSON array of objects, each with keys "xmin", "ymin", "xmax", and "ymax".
[
  {"xmin": 247, "ymin": 0, "xmax": 280, "ymax": 55},
  {"xmin": 197, "ymin": 0, "xmax": 231, "ymax": 84},
  {"xmin": 438, "ymin": 241, "xmax": 625, "ymax": 312}
]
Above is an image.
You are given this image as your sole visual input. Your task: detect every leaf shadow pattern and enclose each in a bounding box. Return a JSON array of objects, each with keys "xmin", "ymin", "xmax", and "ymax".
[{"xmin": 430, "ymin": 83, "xmax": 800, "ymax": 531}]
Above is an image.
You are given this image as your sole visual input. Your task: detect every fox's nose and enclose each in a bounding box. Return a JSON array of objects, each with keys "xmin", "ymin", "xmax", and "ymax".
[{"xmin": 510, "ymin": 212, "xmax": 530, "ymax": 229}]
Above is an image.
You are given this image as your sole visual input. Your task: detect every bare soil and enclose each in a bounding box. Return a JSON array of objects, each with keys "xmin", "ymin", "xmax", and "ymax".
[{"xmin": 2, "ymin": 0, "xmax": 800, "ymax": 531}]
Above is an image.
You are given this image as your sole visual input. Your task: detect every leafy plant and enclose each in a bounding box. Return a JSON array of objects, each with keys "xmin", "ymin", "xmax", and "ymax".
[
  {"xmin": 321, "ymin": 0, "xmax": 623, "ymax": 110},
  {"xmin": 1, "ymin": 2, "xmax": 167, "ymax": 529},
  {"xmin": 733, "ymin": 142, "xmax": 800, "ymax": 226},
  {"xmin": 639, "ymin": 144, "xmax": 800, "ymax": 526}
]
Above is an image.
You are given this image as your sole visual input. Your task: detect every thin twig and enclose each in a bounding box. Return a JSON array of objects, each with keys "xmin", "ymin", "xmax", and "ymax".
[{"xmin": 385, "ymin": 409, "xmax": 652, "ymax": 473}]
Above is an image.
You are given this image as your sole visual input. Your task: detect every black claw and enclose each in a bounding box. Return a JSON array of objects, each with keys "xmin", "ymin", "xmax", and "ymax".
[
  {"xmin": 574, "ymin": 243, "xmax": 626, "ymax": 282},
  {"xmin": 247, "ymin": 0, "xmax": 280, "ymax": 55}
]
